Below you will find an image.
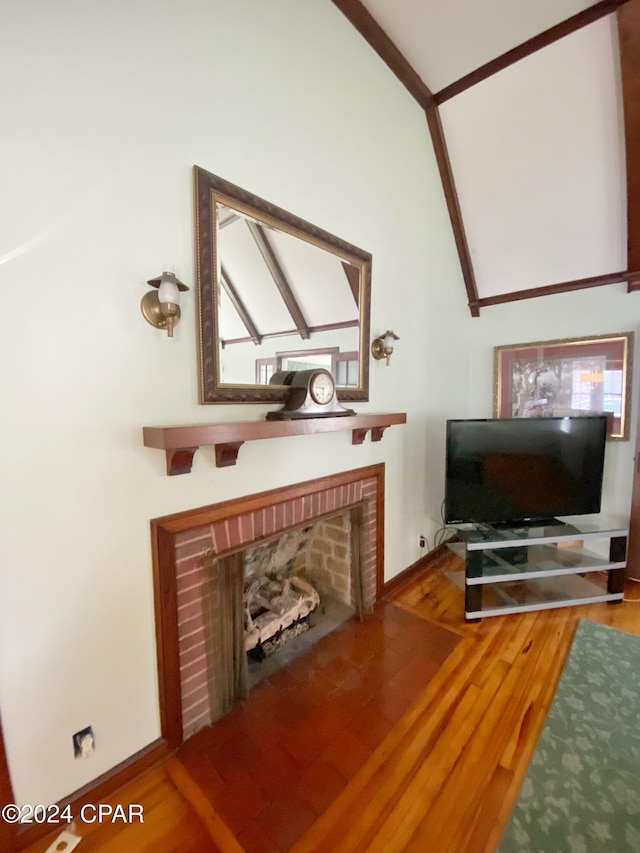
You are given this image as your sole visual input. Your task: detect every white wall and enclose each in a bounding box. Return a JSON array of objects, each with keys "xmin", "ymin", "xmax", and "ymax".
[
  {"xmin": 0, "ymin": 0, "xmax": 460, "ymax": 805},
  {"xmin": 0, "ymin": 0, "xmax": 637, "ymax": 810}
]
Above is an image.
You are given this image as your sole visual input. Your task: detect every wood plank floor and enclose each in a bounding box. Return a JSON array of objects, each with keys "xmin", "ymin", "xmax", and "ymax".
[
  {"xmin": 22, "ymin": 549, "xmax": 640, "ymax": 852},
  {"xmin": 20, "ymin": 765, "xmax": 219, "ymax": 852},
  {"xmin": 294, "ymin": 551, "xmax": 640, "ymax": 853}
]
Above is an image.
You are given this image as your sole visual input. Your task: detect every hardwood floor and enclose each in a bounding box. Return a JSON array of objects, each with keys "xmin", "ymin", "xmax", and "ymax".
[
  {"xmin": 20, "ymin": 765, "xmax": 219, "ymax": 852},
  {"xmin": 22, "ymin": 549, "xmax": 640, "ymax": 852},
  {"xmin": 294, "ymin": 550, "xmax": 640, "ymax": 853}
]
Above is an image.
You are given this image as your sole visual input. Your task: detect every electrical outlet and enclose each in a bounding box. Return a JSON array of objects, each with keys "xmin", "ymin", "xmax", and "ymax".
[
  {"xmin": 419, "ymin": 535, "xmax": 426, "ymax": 549},
  {"xmin": 44, "ymin": 829, "xmax": 82, "ymax": 853},
  {"xmin": 73, "ymin": 725, "xmax": 94, "ymax": 759}
]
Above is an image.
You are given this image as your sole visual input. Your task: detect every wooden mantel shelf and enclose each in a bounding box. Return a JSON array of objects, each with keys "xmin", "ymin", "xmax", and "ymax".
[{"xmin": 143, "ymin": 412, "xmax": 407, "ymax": 475}]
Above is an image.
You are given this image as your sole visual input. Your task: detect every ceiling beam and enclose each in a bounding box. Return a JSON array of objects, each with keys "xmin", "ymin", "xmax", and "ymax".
[
  {"xmin": 330, "ymin": 0, "xmax": 478, "ymax": 313},
  {"xmin": 331, "ymin": 0, "xmax": 434, "ymax": 109},
  {"xmin": 435, "ymin": 0, "xmax": 632, "ymax": 104},
  {"xmin": 342, "ymin": 261, "xmax": 360, "ymax": 307},
  {"xmin": 246, "ymin": 222, "xmax": 311, "ymax": 340},
  {"xmin": 425, "ymin": 105, "xmax": 480, "ymax": 316},
  {"xmin": 220, "ymin": 265, "xmax": 262, "ymax": 344},
  {"xmin": 475, "ymin": 271, "xmax": 630, "ymax": 308},
  {"xmin": 619, "ymin": 0, "xmax": 640, "ymax": 290},
  {"xmin": 222, "ymin": 319, "xmax": 359, "ymax": 347},
  {"xmin": 218, "ymin": 209, "xmax": 241, "ymax": 229}
]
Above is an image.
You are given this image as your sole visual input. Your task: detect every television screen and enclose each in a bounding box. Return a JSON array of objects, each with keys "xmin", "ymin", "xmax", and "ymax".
[{"xmin": 444, "ymin": 416, "xmax": 607, "ymax": 526}]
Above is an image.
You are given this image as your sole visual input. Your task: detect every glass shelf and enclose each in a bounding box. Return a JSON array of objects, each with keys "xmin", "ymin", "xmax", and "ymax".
[
  {"xmin": 449, "ymin": 517, "xmax": 628, "ymax": 621},
  {"xmin": 465, "ymin": 543, "xmax": 625, "ymax": 584},
  {"xmin": 466, "ymin": 573, "xmax": 623, "ymax": 620},
  {"xmin": 455, "ymin": 516, "xmax": 628, "ymax": 550}
]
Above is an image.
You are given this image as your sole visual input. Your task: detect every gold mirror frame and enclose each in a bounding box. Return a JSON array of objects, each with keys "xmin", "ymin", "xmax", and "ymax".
[{"xmin": 194, "ymin": 166, "xmax": 371, "ymax": 404}]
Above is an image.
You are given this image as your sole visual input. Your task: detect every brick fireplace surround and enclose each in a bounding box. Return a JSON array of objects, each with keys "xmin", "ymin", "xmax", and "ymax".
[{"xmin": 151, "ymin": 464, "xmax": 385, "ymax": 748}]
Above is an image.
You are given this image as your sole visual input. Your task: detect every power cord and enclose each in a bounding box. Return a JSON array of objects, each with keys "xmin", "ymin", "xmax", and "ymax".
[
  {"xmin": 624, "ymin": 574, "xmax": 640, "ymax": 603},
  {"xmin": 433, "ymin": 499, "xmax": 456, "ymax": 548}
]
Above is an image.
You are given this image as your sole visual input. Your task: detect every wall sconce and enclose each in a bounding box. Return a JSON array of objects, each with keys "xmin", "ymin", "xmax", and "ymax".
[
  {"xmin": 371, "ymin": 330, "xmax": 399, "ymax": 366},
  {"xmin": 141, "ymin": 268, "xmax": 189, "ymax": 338}
]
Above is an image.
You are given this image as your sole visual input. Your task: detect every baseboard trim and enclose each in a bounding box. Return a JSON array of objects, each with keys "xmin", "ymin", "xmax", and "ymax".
[
  {"xmin": 14, "ymin": 738, "xmax": 170, "ymax": 851},
  {"xmin": 383, "ymin": 541, "xmax": 454, "ymax": 599}
]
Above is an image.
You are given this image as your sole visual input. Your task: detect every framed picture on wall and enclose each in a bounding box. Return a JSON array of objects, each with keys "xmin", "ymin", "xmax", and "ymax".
[{"xmin": 494, "ymin": 332, "xmax": 634, "ymax": 440}]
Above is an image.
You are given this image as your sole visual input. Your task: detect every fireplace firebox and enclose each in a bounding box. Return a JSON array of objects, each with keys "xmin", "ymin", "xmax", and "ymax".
[{"xmin": 150, "ymin": 464, "xmax": 385, "ymax": 747}]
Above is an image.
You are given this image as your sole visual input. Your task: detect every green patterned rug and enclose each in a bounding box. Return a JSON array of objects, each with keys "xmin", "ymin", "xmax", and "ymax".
[{"xmin": 498, "ymin": 619, "xmax": 640, "ymax": 853}]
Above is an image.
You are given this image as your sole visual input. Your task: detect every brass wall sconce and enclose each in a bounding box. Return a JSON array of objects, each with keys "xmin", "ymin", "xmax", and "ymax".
[
  {"xmin": 141, "ymin": 268, "xmax": 189, "ymax": 338},
  {"xmin": 371, "ymin": 330, "xmax": 399, "ymax": 366}
]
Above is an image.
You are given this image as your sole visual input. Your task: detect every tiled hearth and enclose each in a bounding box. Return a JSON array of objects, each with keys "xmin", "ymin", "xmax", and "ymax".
[{"xmin": 176, "ymin": 600, "xmax": 460, "ymax": 852}]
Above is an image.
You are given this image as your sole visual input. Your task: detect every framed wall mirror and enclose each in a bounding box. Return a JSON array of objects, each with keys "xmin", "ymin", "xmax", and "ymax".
[{"xmin": 194, "ymin": 166, "xmax": 371, "ymax": 403}]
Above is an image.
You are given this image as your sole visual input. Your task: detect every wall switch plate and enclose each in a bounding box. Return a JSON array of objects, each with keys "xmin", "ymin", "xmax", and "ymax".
[{"xmin": 43, "ymin": 828, "xmax": 82, "ymax": 853}]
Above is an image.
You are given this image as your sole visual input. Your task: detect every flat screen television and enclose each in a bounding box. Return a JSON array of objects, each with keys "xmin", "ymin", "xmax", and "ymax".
[{"xmin": 444, "ymin": 416, "xmax": 607, "ymax": 527}]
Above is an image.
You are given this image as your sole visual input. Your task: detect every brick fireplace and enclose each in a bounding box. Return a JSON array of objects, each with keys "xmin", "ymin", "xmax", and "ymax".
[{"xmin": 151, "ymin": 464, "xmax": 385, "ymax": 748}]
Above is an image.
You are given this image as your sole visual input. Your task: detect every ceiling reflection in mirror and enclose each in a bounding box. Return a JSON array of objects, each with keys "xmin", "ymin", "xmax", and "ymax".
[{"xmin": 195, "ymin": 167, "xmax": 371, "ymax": 404}]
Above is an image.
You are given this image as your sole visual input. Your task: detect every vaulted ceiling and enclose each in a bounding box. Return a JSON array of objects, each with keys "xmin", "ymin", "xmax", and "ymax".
[{"xmin": 332, "ymin": 0, "xmax": 640, "ymax": 316}]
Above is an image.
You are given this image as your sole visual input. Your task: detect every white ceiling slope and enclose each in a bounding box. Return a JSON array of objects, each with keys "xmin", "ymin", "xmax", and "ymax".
[
  {"xmin": 438, "ymin": 16, "xmax": 626, "ymax": 298},
  {"xmin": 351, "ymin": 0, "xmax": 627, "ymax": 304},
  {"xmin": 360, "ymin": 0, "xmax": 601, "ymax": 92}
]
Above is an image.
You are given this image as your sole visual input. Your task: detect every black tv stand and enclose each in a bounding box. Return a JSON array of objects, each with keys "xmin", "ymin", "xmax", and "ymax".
[{"xmin": 488, "ymin": 518, "xmax": 565, "ymax": 531}]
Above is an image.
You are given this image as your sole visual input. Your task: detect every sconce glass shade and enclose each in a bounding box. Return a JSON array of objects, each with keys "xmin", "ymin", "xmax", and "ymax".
[
  {"xmin": 142, "ymin": 270, "xmax": 189, "ymax": 337},
  {"xmin": 383, "ymin": 331, "xmax": 397, "ymax": 350},
  {"xmin": 157, "ymin": 276, "xmax": 180, "ymax": 306},
  {"xmin": 371, "ymin": 329, "xmax": 399, "ymax": 366}
]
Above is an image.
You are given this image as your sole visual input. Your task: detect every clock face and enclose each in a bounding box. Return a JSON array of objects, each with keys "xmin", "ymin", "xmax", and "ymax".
[{"xmin": 309, "ymin": 371, "xmax": 335, "ymax": 405}]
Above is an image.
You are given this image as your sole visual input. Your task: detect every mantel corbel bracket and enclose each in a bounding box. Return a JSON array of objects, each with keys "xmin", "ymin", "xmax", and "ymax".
[
  {"xmin": 352, "ymin": 426, "xmax": 388, "ymax": 445},
  {"xmin": 165, "ymin": 447, "xmax": 199, "ymax": 476},
  {"xmin": 165, "ymin": 442, "xmax": 246, "ymax": 473},
  {"xmin": 215, "ymin": 442, "xmax": 245, "ymax": 468}
]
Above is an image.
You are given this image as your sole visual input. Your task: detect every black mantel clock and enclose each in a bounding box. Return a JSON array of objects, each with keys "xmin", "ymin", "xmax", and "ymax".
[{"xmin": 266, "ymin": 369, "xmax": 356, "ymax": 420}]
